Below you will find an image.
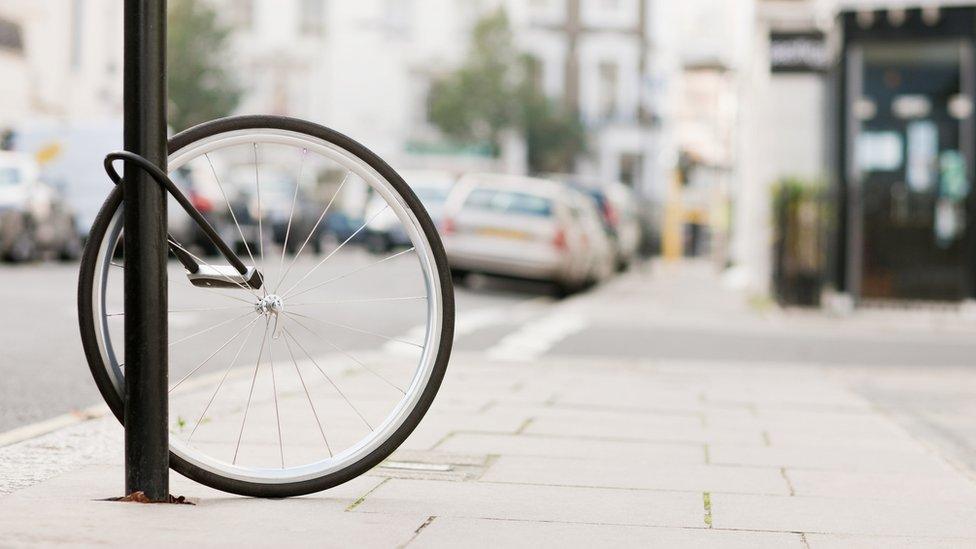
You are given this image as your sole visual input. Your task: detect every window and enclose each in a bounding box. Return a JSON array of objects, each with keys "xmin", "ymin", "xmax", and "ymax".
[
  {"xmin": 300, "ymin": 0, "xmax": 326, "ymax": 36},
  {"xmin": 0, "ymin": 167, "xmax": 21, "ymax": 187},
  {"xmin": 232, "ymin": 0, "xmax": 255, "ymax": 30},
  {"xmin": 598, "ymin": 61, "xmax": 619, "ymax": 119},
  {"xmin": 463, "ymin": 189, "xmax": 553, "ymax": 217},
  {"xmin": 619, "ymin": 153, "xmax": 642, "ymax": 187},
  {"xmin": 70, "ymin": 0, "xmax": 84, "ymax": 68},
  {"xmin": 0, "ymin": 18, "xmax": 23, "ymax": 54},
  {"xmin": 384, "ymin": 0, "xmax": 414, "ymax": 35}
]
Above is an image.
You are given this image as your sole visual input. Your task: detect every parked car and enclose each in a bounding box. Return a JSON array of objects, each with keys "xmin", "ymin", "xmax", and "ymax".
[
  {"xmin": 0, "ymin": 152, "xmax": 82, "ymax": 262},
  {"xmin": 566, "ymin": 187, "xmax": 616, "ymax": 286},
  {"xmin": 218, "ymin": 165, "xmax": 328, "ymax": 256},
  {"xmin": 440, "ymin": 173, "xmax": 595, "ymax": 294},
  {"xmin": 551, "ymin": 175, "xmax": 642, "ymax": 270},
  {"xmin": 167, "ymin": 167, "xmax": 225, "ymax": 256},
  {"xmin": 362, "ymin": 169, "xmax": 456, "ymax": 253}
]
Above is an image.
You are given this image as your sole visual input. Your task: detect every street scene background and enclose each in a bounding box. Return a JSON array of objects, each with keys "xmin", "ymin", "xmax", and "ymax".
[{"xmin": 3, "ymin": 0, "xmax": 976, "ymax": 546}]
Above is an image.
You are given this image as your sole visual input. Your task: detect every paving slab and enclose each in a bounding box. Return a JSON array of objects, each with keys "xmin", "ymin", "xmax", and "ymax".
[
  {"xmin": 710, "ymin": 492, "xmax": 976, "ymax": 537},
  {"xmin": 804, "ymin": 533, "xmax": 976, "ymax": 549},
  {"xmin": 708, "ymin": 443, "xmax": 949, "ymax": 472},
  {"xmin": 0, "ymin": 466, "xmax": 424, "ymax": 548},
  {"xmin": 480, "ymin": 455, "xmax": 792, "ymax": 495},
  {"xmin": 411, "ymin": 517, "xmax": 806, "ymax": 549},
  {"xmin": 784, "ymin": 468, "xmax": 976, "ymax": 501},
  {"xmin": 351, "ymin": 477, "xmax": 705, "ymax": 527},
  {"xmin": 435, "ymin": 432, "xmax": 705, "ymax": 463}
]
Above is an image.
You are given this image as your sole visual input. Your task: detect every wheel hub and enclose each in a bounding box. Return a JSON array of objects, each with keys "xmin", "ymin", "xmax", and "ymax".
[{"xmin": 255, "ymin": 294, "xmax": 284, "ymax": 316}]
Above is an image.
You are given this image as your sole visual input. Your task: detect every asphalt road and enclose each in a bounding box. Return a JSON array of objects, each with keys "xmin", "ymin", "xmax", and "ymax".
[
  {"xmin": 4, "ymin": 253, "xmax": 976, "ymax": 476},
  {"xmin": 0, "ymin": 248, "xmax": 556, "ymax": 434}
]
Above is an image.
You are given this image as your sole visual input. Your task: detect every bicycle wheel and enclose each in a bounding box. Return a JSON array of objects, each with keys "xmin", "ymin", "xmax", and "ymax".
[{"xmin": 78, "ymin": 115, "xmax": 454, "ymax": 497}]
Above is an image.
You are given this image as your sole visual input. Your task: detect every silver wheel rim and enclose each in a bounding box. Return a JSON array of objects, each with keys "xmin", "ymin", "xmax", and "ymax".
[{"xmin": 90, "ymin": 128, "xmax": 444, "ymax": 484}]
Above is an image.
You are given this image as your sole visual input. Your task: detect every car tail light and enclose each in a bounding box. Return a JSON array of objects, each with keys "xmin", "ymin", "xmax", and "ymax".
[
  {"xmin": 552, "ymin": 227, "xmax": 568, "ymax": 251},
  {"xmin": 603, "ymin": 201, "xmax": 619, "ymax": 226},
  {"xmin": 441, "ymin": 217, "xmax": 456, "ymax": 235},
  {"xmin": 190, "ymin": 191, "xmax": 214, "ymax": 214}
]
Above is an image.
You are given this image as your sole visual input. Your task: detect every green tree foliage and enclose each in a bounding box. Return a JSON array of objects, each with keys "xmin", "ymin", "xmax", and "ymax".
[
  {"xmin": 518, "ymin": 64, "xmax": 587, "ymax": 174},
  {"xmin": 167, "ymin": 0, "xmax": 242, "ymax": 132},
  {"xmin": 427, "ymin": 10, "xmax": 586, "ymax": 173}
]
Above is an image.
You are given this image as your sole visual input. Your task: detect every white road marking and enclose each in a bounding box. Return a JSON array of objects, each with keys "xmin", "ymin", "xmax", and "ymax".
[
  {"xmin": 382, "ymin": 296, "xmax": 552, "ymax": 356},
  {"xmin": 487, "ymin": 311, "xmax": 588, "ymax": 361}
]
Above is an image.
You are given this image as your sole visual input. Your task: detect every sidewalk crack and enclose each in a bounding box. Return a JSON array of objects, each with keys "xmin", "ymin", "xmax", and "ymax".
[
  {"xmin": 780, "ymin": 467, "xmax": 796, "ymax": 496},
  {"xmin": 515, "ymin": 417, "xmax": 534, "ymax": 434},
  {"xmin": 346, "ymin": 477, "xmax": 389, "ymax": 512},
  {"xmin": 400, "ymin": 515, "xmax": 437, "ymax": 548}
]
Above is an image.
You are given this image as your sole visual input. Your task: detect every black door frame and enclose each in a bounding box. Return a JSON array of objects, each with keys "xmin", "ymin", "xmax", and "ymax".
[{"xmin": 835, "ymin": 6, "xmax": 976, "ymax": 301}]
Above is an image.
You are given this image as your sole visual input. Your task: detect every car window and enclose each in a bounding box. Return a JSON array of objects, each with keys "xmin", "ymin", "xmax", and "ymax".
[
  {"xmin": 0, "ymin": 167, "xmax": 20, "ymax": 186},
  {"xmin": 413, "ymin": 186, "xmax": 450, "ymax": 205},
  {"xmin": 462, "ymin": 188, "xmax": 552, "ymax": 217}
]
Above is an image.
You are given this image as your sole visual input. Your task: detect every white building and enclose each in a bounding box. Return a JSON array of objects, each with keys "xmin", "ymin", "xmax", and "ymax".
[
  {"xmin": 214, "ymin": 0, "xmax": 496, "ymax": 173},
  {"xmin": 504, "ymin": 0, "xmax": 675, "ymax": 203},
  {"xmin": 0, "ymin": 0, "xmax": 123, "ymax": 125},
  {"xmin": 217, "ymin": 0, "xmax": 678, "ymax": 206}
]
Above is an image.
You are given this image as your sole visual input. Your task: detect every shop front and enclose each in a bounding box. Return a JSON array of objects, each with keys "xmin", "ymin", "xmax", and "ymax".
[{"xmin": 836, "ymin": 5, "xmax": 976, "ymax": 301}]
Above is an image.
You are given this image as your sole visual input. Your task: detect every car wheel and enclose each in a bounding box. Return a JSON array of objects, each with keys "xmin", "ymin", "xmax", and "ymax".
[
  {"xmin": 450, "ymin": 268, "xmax": 469, "ymax": 286},
  {"xmin": 6, "ymin": 231, "xmax": 37, "ymax": 263},
  {"xmin": 366, "ymin": 232, "xmax": 390, "ymax": 254},
  {"xmin": 59, "ymin": 233, "xmax": 83, "ymax": 261}
]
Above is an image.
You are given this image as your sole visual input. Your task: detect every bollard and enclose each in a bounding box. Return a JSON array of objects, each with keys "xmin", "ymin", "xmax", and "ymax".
[{"xmin": 122, "ymin": 0, "xmax": 169, "ymax": 501}]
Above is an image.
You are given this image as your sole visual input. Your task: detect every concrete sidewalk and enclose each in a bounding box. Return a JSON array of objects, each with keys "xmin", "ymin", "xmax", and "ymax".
[{"xmin": 3, "ymin": 266, "xmax": 976, "ymax": 547}]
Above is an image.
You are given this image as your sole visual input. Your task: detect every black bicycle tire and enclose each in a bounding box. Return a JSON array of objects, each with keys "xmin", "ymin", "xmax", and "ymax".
[{"xmin": 78, "ymin": 115, "xmax": 455, "ymax": 497}]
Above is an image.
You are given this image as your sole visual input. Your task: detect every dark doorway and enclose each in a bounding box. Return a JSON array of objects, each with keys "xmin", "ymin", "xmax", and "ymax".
[{"xmin": 847, "ymin": 40, "xmax": 975, "ymax": 300}]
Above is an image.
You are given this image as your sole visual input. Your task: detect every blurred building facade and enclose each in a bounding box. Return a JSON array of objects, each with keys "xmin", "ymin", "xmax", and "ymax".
[
  {"xmin": 213, "ymin": 0, "xmax": 511, "ymax": 174},
  {"xmin": 215, "ymin": 0, "xmax": 679, "ymax": 213},
  {"xmin": 0, "ymin": 0, "xmax": 123, "ymax": 126},
  {"xmin": 736, "ymin": 0, "xmax": 976, "ymax": 305},
  {"xmin": 505, "ymin": 0, "xmax": 674, "ymax": 206}
]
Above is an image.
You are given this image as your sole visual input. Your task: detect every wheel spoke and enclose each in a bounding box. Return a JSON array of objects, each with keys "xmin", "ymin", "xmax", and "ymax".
[
  {"xmin": 107, "ymin": 304, "xmax": 250, "ymax": 317},
  {"xmin": 169, "ymin": 310, "xmax": 253, "ymax": 347},
  {"xmin": 274, "ymin": 171, "xmax": 351, "ymax": 295},
  {"xmin": 287, "ymin": 296, "xmax": 427, "ymax": 308},
  {"xmin": 268, "ymin": 339, "xmax": 285, "ymax": 468},
  {"xmin": 281, "ymin": 204, "xmax": 389, "ymax": 299},
  {"xmin": 284, "ymin": 328, "xmax": 373, "ymax": 430},
  {"xmin": 205, "ymin": 152, "xmax": 259, "ymax": 272},
  {"xmin": 170, "ymin": 315, "xmax": 262, "ymax": 393},
  {"xmin": 282, "ymin": 332, "xmax": 333, "ymax": 456},
  {"xmin": 274, "ymin": 148, "xmax": 307, "ymax": 293},
  {"xmin": 284, "ymin": 247, "xmax": 415, "ymax": 301},
  {"xmin": 253, "ymin": 143, "xmax": 266, "ymax": 296},
  {"xmin": 285, "ymin": 310, "xmax": 423, "ymax": 349},
  {"xmin": 283, "ymin": 312, "xmax": 406, "ymax": 394},
  {"xmin": 187, "ymin": 319, "xmax": 260, "ymax": 442},
  {"xmin": 233, "ymin": 317, "xmax": 271, "ymax": 464}
]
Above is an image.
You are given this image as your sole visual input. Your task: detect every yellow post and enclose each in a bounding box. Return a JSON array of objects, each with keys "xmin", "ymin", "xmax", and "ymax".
[{"xmin": 662, "ymin": 168, "xmax": 684, "ymax": 261}]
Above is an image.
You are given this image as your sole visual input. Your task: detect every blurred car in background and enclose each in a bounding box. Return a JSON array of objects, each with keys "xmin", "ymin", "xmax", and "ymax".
[
  {"xmin": 362, "ymin": 169, "xmax": 456, "ymax": 253},
  {"xmin": 216, "ymin": 166, "xmax": 328, "ymax": 256},
  {"xmin": 441, "ymin": 173, "xmax": 596, "ymax": 294},
  {"xmin": 566, "ymin": 188, "xmax": 615, "ymax": 286},
  {"xmin": 0, "ymin": 152, "xmax": 82, "ymax": 262},
  {"xmin": 551, "ymin": 175, "xmax": 642, "ymax": 270},
  {"xmin": 168, "ymin": 167, "xmax": 225, "ymax": 256}
]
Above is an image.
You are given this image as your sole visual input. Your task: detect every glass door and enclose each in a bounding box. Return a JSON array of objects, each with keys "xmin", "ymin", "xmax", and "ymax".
[{"xmin": 847, "ymin": 40, "xmax": 975, "ymax": 300}]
